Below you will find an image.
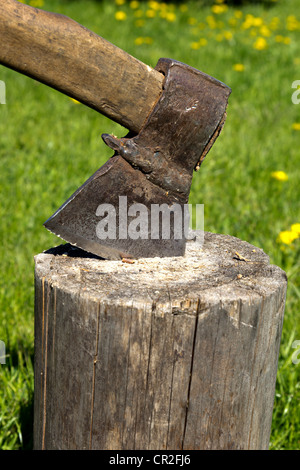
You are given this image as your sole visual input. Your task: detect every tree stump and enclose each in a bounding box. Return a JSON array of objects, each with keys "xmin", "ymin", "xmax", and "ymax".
[{"xmin": 33, "ymin": 232, "xmax": 287, "ymax": 450}]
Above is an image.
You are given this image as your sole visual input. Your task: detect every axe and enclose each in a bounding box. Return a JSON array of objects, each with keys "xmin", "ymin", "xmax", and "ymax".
[{"xmin": 0, "ymin": 0, "xmax": 231, "ymax": 259}]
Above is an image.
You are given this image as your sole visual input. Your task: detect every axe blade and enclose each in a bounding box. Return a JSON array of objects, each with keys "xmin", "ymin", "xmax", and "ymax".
[
  {"xmin": 45, "ymin": 59, "xmax": 231, "ymax": 259},
  {"xmin": 44, "ymin": 155, "xmax": 188, "ymax": 260}
]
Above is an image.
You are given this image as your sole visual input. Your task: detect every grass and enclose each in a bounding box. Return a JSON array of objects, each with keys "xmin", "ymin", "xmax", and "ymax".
[{"xmin": 0, "ymin": 0, "xmax": 299, "ymax": 450}]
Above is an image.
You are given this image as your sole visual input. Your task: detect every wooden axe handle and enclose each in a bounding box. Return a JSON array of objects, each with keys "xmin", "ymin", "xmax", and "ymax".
[{"xmin": 0, "ymin": 0, "xmax": 164, "ymax": 132}]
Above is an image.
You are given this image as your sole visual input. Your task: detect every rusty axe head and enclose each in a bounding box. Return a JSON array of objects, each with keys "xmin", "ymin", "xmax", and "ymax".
[{"xmin": 44, "ymin": 58, "xmax": 231, "ymax": 259}]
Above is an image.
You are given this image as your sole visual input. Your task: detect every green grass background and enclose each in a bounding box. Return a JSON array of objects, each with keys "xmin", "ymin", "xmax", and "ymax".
[{"xmin": 0, "ymin": 0, "xmax": 299, "ymax": 450}]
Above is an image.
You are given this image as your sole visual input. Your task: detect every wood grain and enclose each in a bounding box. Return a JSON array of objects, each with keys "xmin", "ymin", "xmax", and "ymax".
[
  {"xmin": 34, "ymin": 232, "xmax": 287, "ymax": 450},
  {"xmin": 0, "ymin": 0, "xmax": 164, "ymax": 132}
]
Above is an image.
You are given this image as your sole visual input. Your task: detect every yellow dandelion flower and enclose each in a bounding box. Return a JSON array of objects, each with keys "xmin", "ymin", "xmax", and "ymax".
[
  {"xmin": 206, "ymin": 15, "xmax": 214, "ymax": 22},
  {"xmin": 277, "ymin": 230, "xmax": 299, "ymax": 245},
  {"xmin": 252, "ymin": 17, "xmax": 263, "ymax": 27},
  {"xmin": 206, "ymin": 15, "xmax": 217, "ymax": 29},
  {"xmin": 130, "ymin": 1, "xmax": 139, "ymax": 8},
  {"xmin": 287, "ymin": 22, "xmax": 300, "ymax": 31},
  {"xmin": 292, "ymin": 123, "xmax": 300, "ymax": 130},
  {"xmin": 269, "ymin": 17, "xmax": 280, "ymax": 30},
  {"xmin": 233, "ymin": 63, "xmax": 245, "ymax": 72},
  {"xmin": 134, "ymin": 37, "xmax": 153, "ymax": 46},
  {"xmin": 260, "ymin": 25, "xmax": 271, "ymax": 37},
  {"xmin": 242, "ymin": 14, "xmax": 254, "ymax": 29},
  {"xmin": 134, "ymin": 37, "xmax": 144, "ymax": 45},
  {"xmin": 180, "ymin": 5, "xmax": 188, "ymax": 13},
  {"xmin": 271, "ymin": 171, "xmax": 288, "ymax": 181},
  {"xmin": 115, "ymin": 11, "xmax": 127, "ymax": 21},
  {"xmin": 29, "ymin": 0, "xmax": 44, "ymax": 6},
  {"xmin": 165, "ymin": 12, "xmax": 176, "ymax": 22},
  {"xmin": 191, "ymin": 38, "xmax": 207, "ymax": 50},
  {"xmin": 241, "ymin": 21, "xmax": 251, "ymax": 30},
  {"xmin": 224, "ymin": 30, "xmax": 233, "ymax": 40},
  {"xmin": 286, "ymin": 15, "xmax": 300, "ymax": 31},
  {"xmin": 291, "ymin": 223, "xmax": 300, "ymax": 234},
  {"xmin": 276, "ymin": 35, "xmax": 291, "ymax": 44},
  {"xmin": 148, "ymin": 1, "xmax": 160, "ymax": 10},
  {"xmin": 287, "ymin": 15, "xmax": 297, "ymax": 22},
  {"xmin": 191, "ymin": 42, "xmax": 200, "ymax": 50},
  {"xmin": 115, "ymin": 0, "xmax": 126, "ymax": 5},
  {"xmin": 146, "ymin": 9, "xmax": 156, "ymax": 18},
  {"xmin": 211, "ymin": 4, "xmax": 228, "ymax": 14},
  {"xmin": 253, "ymin": 37, "xmax": 268, "ymax": 50},
  {"xmin": 234, "ymin": 10, "xmax": 243, "ymax": 19}
]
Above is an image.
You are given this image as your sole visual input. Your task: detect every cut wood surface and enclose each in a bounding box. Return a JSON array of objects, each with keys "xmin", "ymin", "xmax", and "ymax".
[
  {"xmin": 0, "ymin": 0, "xmax": 164, "ymax": 132},
  {"xmin": 34, "ymin": 232, "xmax": 287, "ymax": 450}
]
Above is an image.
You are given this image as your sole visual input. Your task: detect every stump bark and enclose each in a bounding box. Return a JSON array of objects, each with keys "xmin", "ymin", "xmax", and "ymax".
[{"xmin": 33, "ymin": 232, "xmax": 287, "ymax": 450}]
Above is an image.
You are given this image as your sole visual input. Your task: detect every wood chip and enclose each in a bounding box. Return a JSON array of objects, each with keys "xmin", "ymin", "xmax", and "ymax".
[
  {"xmin": 233, "ymin": 251, "xmax": 251, "ymax": 262},
  {"xmin": 122, "ymin": 258, "xmax": 135, "ymax": 264}
]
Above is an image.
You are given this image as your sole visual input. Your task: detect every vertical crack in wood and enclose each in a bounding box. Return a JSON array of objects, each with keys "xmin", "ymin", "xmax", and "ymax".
[
  {"xmin": 217, "ymin": 327, "xmax": 233, "ymax": 447},
  {"xmin": 122, "ymin": 302, "xmax": 133, "ymax": 448},
  {"xmin": 133, "ymin": 386, "xmax": 139, "ymax": 451},
  {"xmin": 146, "ymin": 302, "xmax": 155, "ymax": 447},
  {"xmin": 166, "ymin": 314, "xmax": 176, "ymax": 450},
  {"xmin": 247, "ymin": 294, "xmax": 265, "ymax": 449},
  {"xmin": 40, "ymin": 277, "xmax": 45, "ymax": 431},
  {"xmin": 134, "ymin": 303, "xmax": 148, "ymax": 449},
  {"xmin": 205, "ymin": 303, "xmax": 222, "ymax": 446},
  {"xmin": 181, "ymin": 297, "xmax": 200, "ymax": 449},
  {"xmin": 89, "ymin": 302, "xmax": 100, "ymax": 450},
  {"xmin": 42, "ymin": 280, "xmax": 50, "ymax": 450},
  {"xmin": 52, "ymin": 287, "xmax": 57, "ymax": 368}
]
